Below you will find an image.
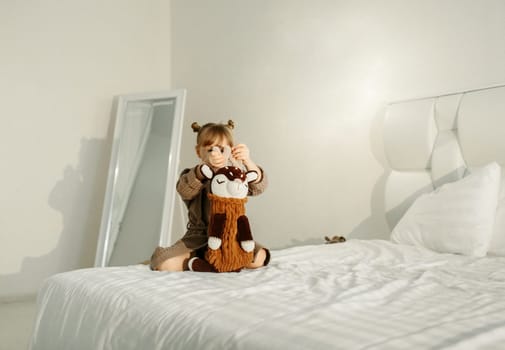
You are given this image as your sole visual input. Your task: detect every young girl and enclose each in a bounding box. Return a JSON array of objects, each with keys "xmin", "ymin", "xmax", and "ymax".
[{"xmin": 150, "ymin": 120, "xmax": 270, "ymax": 272}]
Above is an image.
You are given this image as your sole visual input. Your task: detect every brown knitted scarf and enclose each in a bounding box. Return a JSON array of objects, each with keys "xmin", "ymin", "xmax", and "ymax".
[{"xmin": 205, "ymin": 193, "xmax": 253, "ymax": 272}]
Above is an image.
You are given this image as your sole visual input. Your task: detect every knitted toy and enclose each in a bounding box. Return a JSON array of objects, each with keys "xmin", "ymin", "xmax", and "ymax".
[
  {"xmin": 188, "ymin": 146, "xmax": 259, "ymax": 272},
  {"xmin": 324, "ymin": 235, "xmax": 346, "ymax": 244}
]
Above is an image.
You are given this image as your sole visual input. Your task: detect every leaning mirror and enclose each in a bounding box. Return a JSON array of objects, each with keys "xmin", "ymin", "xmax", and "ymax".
[{"xmin": 94, "ymin": 90, "xmax": 186, "ymax": 267}]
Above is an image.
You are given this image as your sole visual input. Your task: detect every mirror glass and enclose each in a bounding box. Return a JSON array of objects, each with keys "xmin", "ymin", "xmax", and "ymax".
[{"xmin": 95, "ymin": 90, "xmax": 186, "ymax": 267}]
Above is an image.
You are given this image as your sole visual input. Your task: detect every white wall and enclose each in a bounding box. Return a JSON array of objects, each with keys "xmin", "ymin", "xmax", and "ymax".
[
  {"xmin": 0, "ymin": 0, "xmax": 171, "ymax": 299},
  {"xmin": 171, "ymin": 0, "xmax": 505, "ymax": 249}
]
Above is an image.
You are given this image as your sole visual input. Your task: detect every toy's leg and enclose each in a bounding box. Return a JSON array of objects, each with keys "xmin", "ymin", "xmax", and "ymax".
[
  {"xmin": 208, "ymin": 213, "xmax": 226, "ymax": 250},
  {"xmin": 187, "ymin": 257, "xmax": 216, "ymax": 272},
  {"xmin": 237, "ymin": 215, "xmax": 255, "ymax": 252}
]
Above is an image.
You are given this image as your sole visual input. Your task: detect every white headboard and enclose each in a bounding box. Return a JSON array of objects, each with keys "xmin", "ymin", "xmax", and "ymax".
[{"xmin": 384, "ymin": 84, "xmax": 505, "ymax": 229}]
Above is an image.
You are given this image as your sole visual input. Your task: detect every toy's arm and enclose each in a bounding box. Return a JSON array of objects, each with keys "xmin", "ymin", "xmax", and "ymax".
[
  {"xmin": 208, "ymin": 213, "xmax": 226, "ymax": 250},
  {"xmin": 237, "ymin": 215, "xmax": 255, "ymax": 253}
]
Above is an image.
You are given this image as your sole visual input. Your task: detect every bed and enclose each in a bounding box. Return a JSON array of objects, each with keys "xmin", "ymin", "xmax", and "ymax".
[{"xmin": 31, "ymin": 84, "xmax": 505, "ymax": 350}]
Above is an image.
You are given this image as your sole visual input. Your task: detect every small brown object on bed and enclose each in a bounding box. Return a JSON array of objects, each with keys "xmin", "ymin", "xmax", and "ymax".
[{"xmin": 324, "ymin": 235, "xmax": 346, "ymax": 244}]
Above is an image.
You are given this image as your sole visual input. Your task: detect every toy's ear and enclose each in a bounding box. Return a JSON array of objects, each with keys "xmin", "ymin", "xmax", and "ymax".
[
  {"xmin": 245, "ymin": 170, "xmax": 258, "ymax": 183},
  {"xmin": 200, "ymin": 164, "xmax": 214, "ymax": 180}
]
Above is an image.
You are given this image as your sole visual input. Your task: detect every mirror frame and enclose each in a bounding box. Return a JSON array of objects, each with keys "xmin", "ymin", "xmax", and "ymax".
[{"xmin": 94, "ymin": 89, "xmax": 186, "ymax": 267}]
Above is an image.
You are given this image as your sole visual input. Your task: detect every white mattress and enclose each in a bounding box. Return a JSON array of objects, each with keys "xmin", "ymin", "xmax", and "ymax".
[{"xmin": 31, "ymin": 239, "xmax": 505, "ymax": 350}]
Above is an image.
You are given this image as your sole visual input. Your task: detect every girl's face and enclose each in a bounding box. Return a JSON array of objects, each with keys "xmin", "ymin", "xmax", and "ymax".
[{"xmin": 196, "ymin": 137, "xmax": 231, "ymax": 162}]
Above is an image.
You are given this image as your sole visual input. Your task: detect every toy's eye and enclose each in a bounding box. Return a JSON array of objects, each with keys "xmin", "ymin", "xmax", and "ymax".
[{"xmin": 217, "ymin": 179, "xmax": 225, "ymax": 184}]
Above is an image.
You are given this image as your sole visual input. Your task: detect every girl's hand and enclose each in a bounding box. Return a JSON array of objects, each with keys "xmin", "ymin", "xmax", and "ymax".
[
  {"xmin": 231, "ymin": 144, "xmax": 251, "ymax": 164},
  {"xmin": 232, "ymin": 144, "xmax": 261, "ymax": 183}
]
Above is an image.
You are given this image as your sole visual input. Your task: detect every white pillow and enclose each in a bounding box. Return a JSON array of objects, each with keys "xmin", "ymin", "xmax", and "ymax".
[
  {"xmin": 488, "ymin": 169, "xmax": 505, "ymax": 256},
  {"xmin": 391, "ymin": 162, "xmax": 501, "ymax": 257}
]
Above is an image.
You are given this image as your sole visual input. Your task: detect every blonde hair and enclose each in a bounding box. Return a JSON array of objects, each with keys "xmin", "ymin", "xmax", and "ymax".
[{"xmin": 191, "ymin": 120, "xmax": 235, "ymax": 148}]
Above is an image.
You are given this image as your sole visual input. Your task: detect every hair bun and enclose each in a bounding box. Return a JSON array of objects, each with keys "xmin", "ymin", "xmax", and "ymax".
[
  {"xmin": 227, "ymin": 120, "xmax": 235, "ymax": 129},
  {"xmin": 191, "ymin": 122, "xmax": 201, "ymax": 132}
]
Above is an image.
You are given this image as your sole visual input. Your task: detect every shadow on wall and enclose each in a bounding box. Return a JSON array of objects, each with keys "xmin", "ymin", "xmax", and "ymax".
[
  {"xmin": 48, "ymin": 137, "xmax": 110, "ymax": 267},
  {"xmin": 347, "ymin": 104, "xmax": 391, "ymax": 241},
  {"xmin": 277, "ymin": 104, "xmax": 392, "ymax": 250},
  {"xmin": 0, "ymin": 130, "xmax": 114, "ymax": 300}
]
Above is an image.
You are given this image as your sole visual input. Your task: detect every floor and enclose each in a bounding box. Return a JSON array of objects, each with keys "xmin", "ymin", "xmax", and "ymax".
[{"xmin": 0, "ymin": 298, "xmax": 37, "ymax": 350}]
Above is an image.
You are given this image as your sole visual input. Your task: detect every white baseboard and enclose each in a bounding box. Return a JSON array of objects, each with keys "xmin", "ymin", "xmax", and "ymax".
[{"xmin": 0, "ymin": 293, "xmax": 37, "ymax": 304}]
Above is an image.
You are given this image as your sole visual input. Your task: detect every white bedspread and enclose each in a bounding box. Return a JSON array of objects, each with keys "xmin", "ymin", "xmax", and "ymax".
[{"xmin": 31, "ymin": 240, "xmax": 505, "ymax": 350}]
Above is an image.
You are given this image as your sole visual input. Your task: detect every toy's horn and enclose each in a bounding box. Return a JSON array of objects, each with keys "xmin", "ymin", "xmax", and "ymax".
[
  {"xmin": 224, "ymin": 146, "xmax": 243, "ymax": 169},
  {"xmin": 221, "ymin": 146, "xmax": 242, "ymax": 169},
  {"xmin": 222, "ymin": 145, "xmax": 232, "ymax": 161}
]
